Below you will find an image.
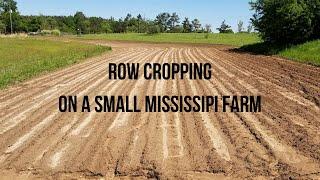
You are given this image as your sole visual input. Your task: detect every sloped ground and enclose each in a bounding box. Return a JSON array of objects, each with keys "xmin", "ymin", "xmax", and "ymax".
[{"xmin": 0, "ymin": 42, "xmax": 319, "ymax": 179}]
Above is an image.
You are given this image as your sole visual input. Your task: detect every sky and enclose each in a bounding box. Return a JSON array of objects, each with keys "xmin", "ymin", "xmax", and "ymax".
[{"xmin": 16, "ymin": 0, "xmax": 254, "ymax": 32}]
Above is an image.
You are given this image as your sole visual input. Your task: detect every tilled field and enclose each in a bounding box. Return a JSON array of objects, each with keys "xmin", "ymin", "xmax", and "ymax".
[{"xmin": 0, "ymin": 42, "xmax": 319, "ymax": 179}]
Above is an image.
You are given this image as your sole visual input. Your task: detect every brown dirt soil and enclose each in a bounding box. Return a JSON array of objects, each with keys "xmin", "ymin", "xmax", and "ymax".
[{"xmin": 0, "ymin": 41, "xmax": 319, "ymax": 179}]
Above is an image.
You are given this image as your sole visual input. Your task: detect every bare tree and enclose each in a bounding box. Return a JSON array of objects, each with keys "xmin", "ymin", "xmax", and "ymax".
[
  {"xmin": 205, "ymin": 24, "xmax": 211, "ymax": 33},
  {"xmin": 237, "ymin": 20, "xmax": 244, "ymax": 33},
  {"xmin": 247, "ymin": 23, "xmax": 253, "ymax": 33}
]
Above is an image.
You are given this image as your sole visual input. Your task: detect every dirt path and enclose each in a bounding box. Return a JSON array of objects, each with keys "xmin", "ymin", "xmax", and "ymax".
[{"xmin": 0, "ymin": 41, "xmax": 319, "ymax": 179}]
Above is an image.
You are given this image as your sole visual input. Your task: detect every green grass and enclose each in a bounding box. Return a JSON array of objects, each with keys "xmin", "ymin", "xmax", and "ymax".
[
  {"xmin": 278, "ymin": 40, "xmax": 320, "ymax": 66},
  {"xmin": 0, "ymin": 37, "xmax": 111, "ymax": 88},
  {"xmin": 79, "ymin": 33, "xmax": 319, "ymax": 65},
  {"xmin": 79, "ymin": 33, "xmax": 261, "ymax": 46},
  {"xmin": 239, "ymin": 40, "xmax": 320, "ymax": 66}
]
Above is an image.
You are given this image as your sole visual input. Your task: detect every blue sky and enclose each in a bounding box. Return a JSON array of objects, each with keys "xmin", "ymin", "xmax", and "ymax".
[{"xmin": 16, "ymin": 0, "xmax": 253, "ymax": 32}]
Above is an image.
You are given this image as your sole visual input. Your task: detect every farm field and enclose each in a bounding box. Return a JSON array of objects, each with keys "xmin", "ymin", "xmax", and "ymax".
[
  {"xmin": 80, "ymin": 33, "xmax": 261, "ymax": 46},
  {"xmin": 0, "ymin": 41, "xmax": 319, "ymax": 179},
  {"xmin": 79, "ymin": 33, "xmax": 320, "ymax": 66},
  {"xmin": 0, "ymin": 37, "xmax": 110, "ymax": 89}
]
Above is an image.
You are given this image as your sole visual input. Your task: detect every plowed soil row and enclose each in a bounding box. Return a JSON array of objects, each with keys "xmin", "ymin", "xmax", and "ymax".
[{"xmin": 0, "ymin": 41, "xmax": 319, "ymax": 179}]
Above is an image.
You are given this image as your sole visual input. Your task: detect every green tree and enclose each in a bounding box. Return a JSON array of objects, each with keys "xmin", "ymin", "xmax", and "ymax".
[
  {"xmin": 89, "ymin": 17, "xmax": 104, "ymax": 33},
  {"xmin": 0, "ymin": 20, "xmax": 5, "ymax": 33},
  {"xmin": 83, "ymin": 19, "xmax": 90, "ymax": 34},
  {"xmin": 216, "ymin": 20, "xmax": 233, "ymax": 33},
  {"xmin": 59, "ymin": 16, "xmax": 76, "ymax": 33},
  {"xmin": 37, "ymin": 15, "xmax": 58, "ymax": 30},
  {"xmin": 0, "ymin": 0, "xmax": 18, "ymax": 12},
  {"xmin": 0, "ymin": 0, "xmax": 20, "ymax": 33},
  {"xmin": 147, "ymin": 23, "xmax": 160, "ymax": 34},
  {"xmin": 192, "ymin": 18, "xmax": 201, "ymax": 32},
  {"xmin": 250, "ymin": 0, "xmax": 317, "ymax": 44},
  {"xmin": 74, "ymin": 11, "xmax": 86, "ymax": 34},
  {"xmin": 27, "ymin": 16, "xmax": 41, "ymax": 32},
  {"xmin": 168, "ymin": 12, "xmax": 180, "ymax": 31},
  {"xmin": 43, "ymin": 16, "xmax": 58, "ymax": 30},
  {"xmin": 305, "ymin": 0, "xmax": 320, "ymax": 39},
  {"xmin": 182, "ymin": 17, "xmax": 192, "ymax": 32},
  {"xmin": 155, "ymin": 12, "xmax": 170, "ymax": 32},
  {"xmin": 112, "ymin": 19, "xmax": 126, "ymax": 33},
  {"xmin": 124, "ymin": 13, "xmax": 132, "ymax": 22},
  {"xmin": 0, "ymin": 0, "xmax": 206, "ymax": 35},
  {"xmin": 1, "ymin": 11, "xmax": 20, "ymax": 33},
  {"xmin": 101, "ymin": 21, "xmax": 112, "ymax": 33},
  {"xmin": 137, "ymin": 14, "xmax": 143, "ymax": 33}
]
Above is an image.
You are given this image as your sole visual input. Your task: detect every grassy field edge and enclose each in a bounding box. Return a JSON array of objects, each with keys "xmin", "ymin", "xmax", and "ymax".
[
  {"xmin": 77, "ymin": 33, "xmax": 319, "ymax": 66},
  {"xmin": 239, "ymin": 40, "xmax": 320, "ymax": 66},
  {"xmin": 0, "ymin": 37, "xmax": 111, "ymax": 89},
  {"xmin": 78, "ymin": 33, "xmax": 261, "ymax": 47}
]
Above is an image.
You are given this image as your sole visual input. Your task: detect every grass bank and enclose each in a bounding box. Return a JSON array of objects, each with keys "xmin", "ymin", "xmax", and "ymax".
[
  {"xmin": 0, "ymin": 37, "xmax": 111, "ymax": 89},
  {"xmin": 74, "ymin": 32, "xmax": 319, "ymax": 66},
  {"xmin": 80, "ymin": 33, "xmax": 261, "ymax": 46},
  {"xmin": 239, "ymin": 40, "xmax": 320, "ymax": 66}
]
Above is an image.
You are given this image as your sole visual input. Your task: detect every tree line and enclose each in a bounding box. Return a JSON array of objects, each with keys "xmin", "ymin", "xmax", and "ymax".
[
  {"xmin": 250, "ymin": 0, "xmax": 320, "ymax": 44},
  {"xmin": 3, "ymin": 0, "xmax": 318, "ymax": 45},
  {"xmin": 0, "ymin": 0, "xmax": 253, "ymax": 35}
]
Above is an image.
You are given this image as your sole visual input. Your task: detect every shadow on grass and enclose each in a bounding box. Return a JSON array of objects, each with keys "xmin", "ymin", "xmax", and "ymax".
[{"xmin": 232, "ymin": 42, "xmax": 289, "ymax": 55}]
